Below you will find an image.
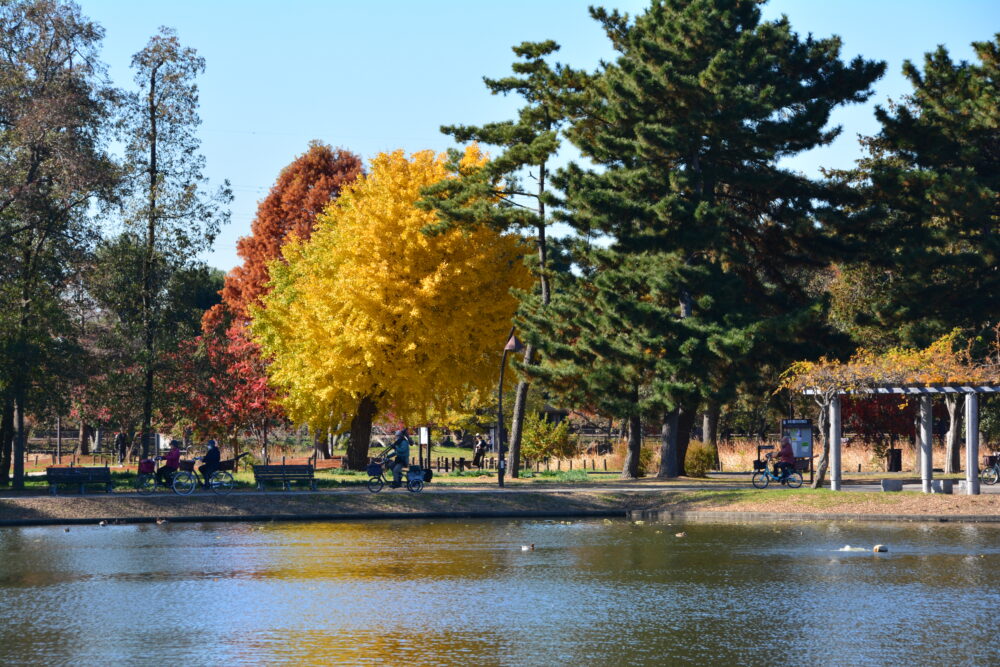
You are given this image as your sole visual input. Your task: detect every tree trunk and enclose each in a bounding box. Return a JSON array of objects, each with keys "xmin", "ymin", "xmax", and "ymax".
[
  {"xmin": 620, "ymin": 413, "xmax": 642, "ymax": 479},
  {"xmin": 658, "ymin": 408, "xmax": 680, "ymax": 479},
  {"xmin": 507, "ymin": 366, "xmax": 532, "ymax": 479},
  {"xmin": 944, "ymin": 395, "xmax": 963, "ymax": 473},
  {"xmin": 811, "ymin": 400, "xmax": 830, "ymax": 489},
  {"xmin": 260, "ymin": 423, "xmax": 269, "ymax": 465},
  {"xmin": 77, "ymin": 422, "xmax": 92, "ymax": 456},
  {"xmin": 13, "ymin": 395, "xmax": 25, "ymax": 489},
  {"xmin": 347, "ymin": 395, "xmax": 377, "ymax": 470},
  {"xmin": 702, "ymin": 401, "xmax": 719, "ymax": 447},
  {"xmin": 314, "ymin": 429, "xmax": 331, "ymax": 460},
  {"xmin": 676, "ymin": 404, "xmax": 696, "ymax": 476},
  {"xmin": 0, "ymin": 396, "xmax": 13, "ymax": 485}
]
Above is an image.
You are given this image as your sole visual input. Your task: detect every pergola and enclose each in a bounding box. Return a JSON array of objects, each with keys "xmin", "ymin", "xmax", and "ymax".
[{"xmin": 805, "ymin": 384, "xmax": 1000, "ymax": 495}]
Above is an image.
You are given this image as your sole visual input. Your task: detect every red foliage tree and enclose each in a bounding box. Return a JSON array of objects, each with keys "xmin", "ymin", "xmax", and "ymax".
[
  {"xmin": 177, "ymin": 142, "xmax": 362, "ymax": 460},
  {"xmin": 222, "ymin": 141, "xmax": 363, "ymax": 316}
]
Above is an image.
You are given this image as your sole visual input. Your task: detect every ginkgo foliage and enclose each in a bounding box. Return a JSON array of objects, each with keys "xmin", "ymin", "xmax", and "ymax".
[{"xmin": 251, "ymin": 148, "xmax": 531, "ymax": 468}]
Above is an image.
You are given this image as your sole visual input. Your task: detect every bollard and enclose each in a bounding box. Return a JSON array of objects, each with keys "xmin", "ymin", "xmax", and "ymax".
[{"xmin": 603, "ymin": 458, "xmax": 607, "ymax": 471}]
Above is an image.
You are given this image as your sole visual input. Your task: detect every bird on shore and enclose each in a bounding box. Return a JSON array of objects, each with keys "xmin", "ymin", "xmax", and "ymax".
[{"xmin": 521, "ymin": 544, "xmax": 534, "ymax": 551}]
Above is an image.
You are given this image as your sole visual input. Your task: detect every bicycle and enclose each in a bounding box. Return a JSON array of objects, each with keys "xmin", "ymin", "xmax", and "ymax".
[
  {"xmin": 366, "ymin": 455, "xmax": 429, "ymax": 493},
  {"xmin": 752, "ymin": 454, "xmax": 803, "ymax": 489},
  {"xmin": 135, "ymin": 457, "xmax": 191, "ymax": 496},
  {"xmin": 980, "ymin": 456, "xmax": 1000, "ymax": 485},
  {"xmin": 138, "ymin": 452, "xmax": 248, "ymax": 496}
]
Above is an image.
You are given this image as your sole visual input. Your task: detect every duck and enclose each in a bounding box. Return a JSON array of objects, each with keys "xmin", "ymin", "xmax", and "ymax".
[
  {"xmin": 675, "ymin": 531, "xmax": 686, "ymax": 538},
  {"xmin": 155, "ymin": 518, "xmax": 167, "ymax": 525},
  {"xmin": 98, "ymin": 520, "xmax": 107, "ymax": 527},
  {"xmin": 521, "ymin": 544, "xmax": 535, "ymax": 551}
]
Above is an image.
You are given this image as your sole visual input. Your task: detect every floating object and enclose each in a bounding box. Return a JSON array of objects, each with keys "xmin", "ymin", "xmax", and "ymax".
[
  {"xmin": 63, "ymin": 528, "xmax": 70, "ymax": 532},
  {"xmin": 98, "ymin": 520, "xmax": 107, "ymax": 527},
  {"xmin": 837, "ymin": 545, "xmax": 867, "ymax": 552},
  {"xmin": 873, "ymin": 544, "xmax": 887, "ymax": 553},
  {"xmin": 155, "ymin": 518, "xmax": 167, "ymax": 525},
  {"xmin": 633, "ymin": 520, "xmax": 645, "ymax": 525},
  {"xmin": 521, "ymin": 544, "xmax": 535, "ymax": 551},
  {"xmin": 675, "ymin": 532, "xmax": 686, "ymax": 538}
]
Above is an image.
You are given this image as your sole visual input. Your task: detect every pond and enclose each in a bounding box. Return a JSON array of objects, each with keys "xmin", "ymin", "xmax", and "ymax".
[{"xmin": 0, "ymin": 518, "xmax": 997, "ymax": 665}]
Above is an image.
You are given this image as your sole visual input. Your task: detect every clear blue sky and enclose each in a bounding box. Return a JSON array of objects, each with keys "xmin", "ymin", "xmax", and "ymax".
[{"xmin": 78, "ymin": 0, "xmax": 999, "ymax": 271}]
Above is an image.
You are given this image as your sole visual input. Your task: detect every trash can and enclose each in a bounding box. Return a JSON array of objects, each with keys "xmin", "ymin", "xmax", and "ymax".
[{"xmin": 886, "ymin": 448, "xmax": 902, "ymax": 473}]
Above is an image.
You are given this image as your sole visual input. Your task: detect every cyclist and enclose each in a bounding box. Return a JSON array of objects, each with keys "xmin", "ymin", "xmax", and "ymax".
[
  {"xmin": 776, "ymin": 436, "xmax": 795, "ymax": 481},
  {"xmin": 156, "ymin": 440, "xmax": 182, "ymax": 487},
  {"xmin": 199, "ymin": 439, "xmax": 221, "ymax": 489},
  {"xmin": 386, "ymin": 429, "xmax": 411, "ymax": 488}
]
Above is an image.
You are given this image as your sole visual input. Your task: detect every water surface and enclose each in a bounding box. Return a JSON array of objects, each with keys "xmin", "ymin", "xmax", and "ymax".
[{"xmin": 1, "ymin": 518, "xmax": 997, "ymax": 665}]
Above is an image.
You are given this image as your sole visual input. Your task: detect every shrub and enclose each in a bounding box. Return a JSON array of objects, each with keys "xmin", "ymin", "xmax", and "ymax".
[
  {"xmin": 612, "ymin": 439, "xmax": 654, "ymax": 476},
  {"xmin": 685, "ymin": 440, "xmax": 717, "ymax": 478},
  {"xmin": 521, "ymin": 414, "xmax": 576, "ymax": 465}
]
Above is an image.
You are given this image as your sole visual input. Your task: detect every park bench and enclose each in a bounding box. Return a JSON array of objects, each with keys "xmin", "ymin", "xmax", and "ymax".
[
  {"xmin": 252, "ymin": 464, "xmax": 317, "ymax": 491},
  {"xmin": 46, "ymin": 466, "xmax": 113, "ymax": 495}
]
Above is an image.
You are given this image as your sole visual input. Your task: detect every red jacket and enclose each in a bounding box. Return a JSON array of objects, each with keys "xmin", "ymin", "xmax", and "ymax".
[{"xmin": 778, "ymin": 442, "xmax": 795, "ymax": 464}]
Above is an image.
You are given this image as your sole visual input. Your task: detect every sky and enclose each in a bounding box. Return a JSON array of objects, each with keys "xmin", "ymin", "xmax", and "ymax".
[{"xmin": 77, "ymin": 0, "xmax": 1000, "ymax": 272}]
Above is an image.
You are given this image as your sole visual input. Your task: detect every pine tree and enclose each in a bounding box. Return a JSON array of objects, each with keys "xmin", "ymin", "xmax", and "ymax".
[
  {"xmin": 849, "ymin": 36, "xmax": 1000, "ymax": 346},
  {"xmin": 548, "ymin": 0, "xmax": 884, "ymax": 476},
  {"xmin": 419, "ymin": 41, "xmax": 588, "ymax": 477}
]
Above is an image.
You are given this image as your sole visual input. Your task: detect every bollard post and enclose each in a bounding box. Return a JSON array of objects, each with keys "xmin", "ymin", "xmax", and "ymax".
[{"xmin": 603, "ymin": 458, "xmax": 607, "ymax": 471}]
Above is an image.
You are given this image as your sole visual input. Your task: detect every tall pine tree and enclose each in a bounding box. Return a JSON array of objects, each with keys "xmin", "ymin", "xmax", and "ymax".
[
  {"xmin": 420, "ymin": 41, "xmax": 588, "ymax": 477},
  {"xmin": 547, "ymin": 0, "xmax": 883, "ymax": 476}
]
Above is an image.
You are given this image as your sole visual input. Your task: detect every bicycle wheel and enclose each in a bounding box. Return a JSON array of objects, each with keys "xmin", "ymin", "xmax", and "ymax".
[
  {"xmin": 367, "ymin": 477, "xmax": 384, "ymax": 493},
  {"xmin": 172, "ymin": 471, "xmax": 197, "ymax": 496},
  {"xmin": 981, "ymin": 466, "xmax": 999, "ymax": 486},
  {"xmin": 407, "ymin": 479, "xmax": 424, "ymax": 493},
  {"xmin": 785, "ymin": 472, "xmax": 803, "ymax": 488},
  {"xmin": 136, "ymin": 473, "xmax": 156, "ymax": 496},
  {"xmin": 752, "ymin": 472, "xmax": 770, "ymax": 489},
  {"xmin": 210, "ymin": 471, "xmax": 234, "ymax": 496}
]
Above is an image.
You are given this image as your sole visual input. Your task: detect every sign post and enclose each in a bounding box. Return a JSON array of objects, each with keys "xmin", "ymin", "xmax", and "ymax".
[{"xmin": 781, "ymin": 418, "xmax": 814, "ymax": 482}]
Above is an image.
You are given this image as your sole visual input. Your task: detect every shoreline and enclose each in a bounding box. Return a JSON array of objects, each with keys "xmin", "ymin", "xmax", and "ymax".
[{"xmin": 2, "ymin": 487, "xmax": 1000, "ymax": 528}]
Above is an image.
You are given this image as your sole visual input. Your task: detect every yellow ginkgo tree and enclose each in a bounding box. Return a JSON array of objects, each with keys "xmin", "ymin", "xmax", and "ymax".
[{"xmin": 251, "ymin": 148, "xmax": 531, "ymax": 469}]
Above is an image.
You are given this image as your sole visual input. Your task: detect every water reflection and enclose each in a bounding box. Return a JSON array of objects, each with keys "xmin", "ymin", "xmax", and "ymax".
[{"xmin": 0, "ymin": 519, "xmax": 998, "ymax": 665}]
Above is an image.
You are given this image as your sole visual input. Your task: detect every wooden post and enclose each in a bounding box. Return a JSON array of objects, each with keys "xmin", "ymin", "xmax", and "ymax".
[
  {"xmin": 56, "ymin": 416, "xmax": 62, "ymax": 464},
  {"xmin": 603, "ymin": 458, "xmax": 607, "ymax": 471}
]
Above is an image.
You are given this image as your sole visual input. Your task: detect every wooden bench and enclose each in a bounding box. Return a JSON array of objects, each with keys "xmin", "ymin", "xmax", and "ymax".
[
  {"xmin": 252, "ymin": 464, "xmax": 317, "ymax": 491},
  {"xmin": 46, "ymin": 466, "xmax": 113, "ymax": 495}
]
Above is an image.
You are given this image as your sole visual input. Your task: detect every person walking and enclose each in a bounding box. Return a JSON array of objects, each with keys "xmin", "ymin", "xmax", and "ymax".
[
  {"xmin": 472, "ymin": 434, "xmax": 487, "ymax": 468},
  {"xmin": 387, "ymin": 429, "xmax": 411, "ymax": 488},
  {"xmin": 114, "ymin": 431, "xmax": 127, "ymax": 464}
]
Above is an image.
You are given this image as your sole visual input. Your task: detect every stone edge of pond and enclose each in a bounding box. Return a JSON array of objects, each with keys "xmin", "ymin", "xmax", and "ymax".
[
  {"xmin": 631, "ymin": 510, "xmax": 1000, "ymax": 524},
  {"xmin": 0, "ymin": 509, "xmax": 628, "ymax": 528},
  {"xmin": 2, "ymin": 507, "xmax": 1000, "ymax": 528}
]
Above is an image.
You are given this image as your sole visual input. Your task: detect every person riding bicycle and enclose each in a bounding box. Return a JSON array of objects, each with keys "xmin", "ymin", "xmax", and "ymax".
[
  {"xmin": 156, "ymin": 440, "xmax": 182, "ymax": 487},
  {"xmin": 776, "ymin": 436, "xmax": 795, "ymax": 481},
  {"xmin": 386, "ymin": 428, "xmax": 411, "ymax": 488},
  {"xmin": 199, "ymin": 439, "xmax": 221, "ymax": 489}
]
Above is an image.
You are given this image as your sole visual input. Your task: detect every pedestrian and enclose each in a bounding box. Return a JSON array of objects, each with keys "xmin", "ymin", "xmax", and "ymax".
[
  {"xmin": 114, "ymin": 431, "xmax": 127, "ymax": 464},
  {"xmin": 472, "ymin": 433, "xmax": 487, "ymax": 467}
]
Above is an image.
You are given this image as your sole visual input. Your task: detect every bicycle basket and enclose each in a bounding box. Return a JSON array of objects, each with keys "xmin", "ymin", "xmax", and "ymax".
[
  {"xmin": 217, "ymin": 459, "xmax": 236, "ymax": 472},
  {"xmin": 138, "ymin": 459, "xmax": 155, "ymax": 474},
  {"xmin": 366, "ymin": 462, "xmax": 383, "ymax": 477},
  {"xmin": 179, "ymin": 460, "xmax": 195, "ymax": 472},
  {"xmin": 423, "ymin": 469, "xmax": 434, "ymax": 483},
  {"xmin": 406, "ymin": 466, "xmax": 423, "ymax": 482}
]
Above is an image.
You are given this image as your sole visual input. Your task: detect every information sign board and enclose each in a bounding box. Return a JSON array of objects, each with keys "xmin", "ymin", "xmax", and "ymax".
[{"xmin": 781, "ymin": 418, "xmax": 813, "ymax": 458}]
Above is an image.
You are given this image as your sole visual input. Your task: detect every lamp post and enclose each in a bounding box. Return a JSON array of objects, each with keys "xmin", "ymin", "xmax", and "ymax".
[{"xmin": 497, "ymin": 327, "xmax": 523, "ymax": 488}]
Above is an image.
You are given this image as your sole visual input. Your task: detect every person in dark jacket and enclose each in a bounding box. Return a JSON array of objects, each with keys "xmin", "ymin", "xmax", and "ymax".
[
  {"xmin": 199, "ymin": 439, "xmax": 221, "ymax": 489},
  {"xmin": 387, "ymin": 429, "xmax": 411, "ymax": 488},
  {"xmin": 114, "ymin": 432, "xmax": 127, "ymax": 464}
]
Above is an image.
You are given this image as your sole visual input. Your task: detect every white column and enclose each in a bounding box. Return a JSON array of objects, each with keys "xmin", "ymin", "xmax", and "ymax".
[
  {"xmin": 920, "ymin": 395, "xmax": 933, "ymax": 493},
  {"xmin": 965, "ymin": 393, "xmax": 980, "ymax": 495},
  {"xmin": 829, "ymin": 395, "xmax": 841, "ymax": 491}
]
